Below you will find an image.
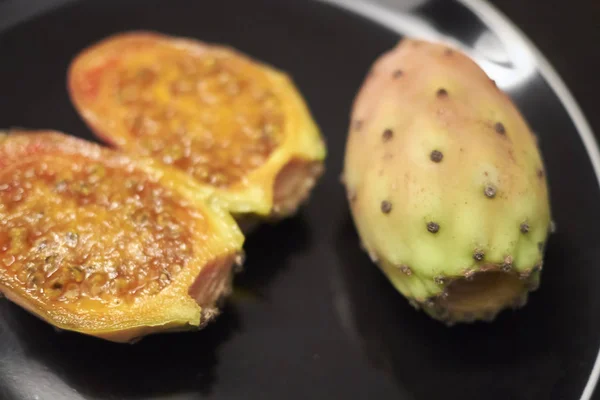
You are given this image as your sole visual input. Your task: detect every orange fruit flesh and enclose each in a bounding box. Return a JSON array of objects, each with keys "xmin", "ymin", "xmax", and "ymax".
[
  {"xmin": 70, "ymin": 33, "xmax": 286, "ymax": 189},
  {"xmin": 0, "ymin": 147, "xmax": 202, "ymax": 314}
]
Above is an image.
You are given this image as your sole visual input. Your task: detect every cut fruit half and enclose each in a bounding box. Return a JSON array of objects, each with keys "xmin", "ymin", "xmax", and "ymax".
[
  {"xmin": 68, "ymin": 31, "xmax": 326, "ymax": 220},
  {"xmin": 0, "ymin": 130, "xmax": 244, "ymax": 343}
]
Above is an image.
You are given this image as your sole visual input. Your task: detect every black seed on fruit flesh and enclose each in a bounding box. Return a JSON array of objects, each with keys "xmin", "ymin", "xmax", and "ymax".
[
  {"xmin": 520, "ymin": 222, "xmax": 530, "ymax": 233},
  {"xmin": 382, "ymin": 129, "xmax": 393, "ymax": 142},
  {"xmin": 437, "ymin": 88, "xmax": 448, "ymax": 97},
  {"xmin": 444, "ymin": 48, "xmax": 454, "ymax": 56},
  {"xmin": 473, "ymin": 250, "xmax": 484, "ymax": 261},
  {"xmin": 427, "ymin": 222, "xmax": 440, "ymax": 233},
  {"xmin": 430, "ymin": 150, "xmax": 443, "ymax": 163},
  {"xmin": 392, "ymin": 69, "xmax": 403, "ymax": 78},
  {"xmin": 381, "ymin": 200, "xmax": 392, "ymax": 214},
  {"xmin": 484, "ymin": 185, "xmax": 496, "ymax": 198},
  {"xmin": 494, "ymin": 122, "xmax": 506, "ymax": 134}
]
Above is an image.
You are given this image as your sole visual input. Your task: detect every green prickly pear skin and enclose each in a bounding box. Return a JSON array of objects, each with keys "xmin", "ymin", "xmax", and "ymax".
[{"xmin": 342, "ymin": 39, "xmax": 551, "ymax": 318}]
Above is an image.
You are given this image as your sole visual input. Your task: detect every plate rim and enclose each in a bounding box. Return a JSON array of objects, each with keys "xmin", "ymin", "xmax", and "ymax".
[{"xmin": 0, "ymin": 0, "xmax": 598, "ymax": 398}]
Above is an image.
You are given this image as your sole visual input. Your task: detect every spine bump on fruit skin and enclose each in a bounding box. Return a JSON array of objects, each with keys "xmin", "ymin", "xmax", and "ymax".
[
  {"xmin": 382, "ymin": 129, "xmax": 394, "ymax": 142},
  {"xmin": 399, "ymin": 265, "xmax": 412, "ymax": 276},
  {"xmin": 380, "ymin": 201, "xmax": 392, "ymax": 214},
  {"xmin": 342, "ymin": 38, "xmax": 552, "ymax": 324},
  {"xmin": 427, "ymin": 222, "xmax": 440, "ymax": 233},
  {"xmin": 473, "ymin": 250, "xmax": 485, "ymax": 262},
  {"xmin": 430, "ymin": 150, "xmax": 443, "ymax": 163}
]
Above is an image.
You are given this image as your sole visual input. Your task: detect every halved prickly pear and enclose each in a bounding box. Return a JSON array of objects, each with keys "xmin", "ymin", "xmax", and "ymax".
[
  {"xmin": 67, "ymin": 31, "xmax": 326, "ymax": 222},
  {"xmin": 0, "ymin": 130, "xmax": 244, "ymax": 342},
  {"xmin": 342, "ymin": 39, "xmax": 552, "ymax": 324}
]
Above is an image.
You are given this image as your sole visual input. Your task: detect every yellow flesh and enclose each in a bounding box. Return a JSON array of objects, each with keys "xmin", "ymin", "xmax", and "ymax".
[
  {"xmin": 69, "ymin": 33, "xmax": 327, "ymax": 217},
  {"xmin": 0, "ymin": 154, "xmax": 200, "ymax": 311},
  {"xmin": 76, "ymin": 38, "xmax": 285, "ymax": 188}
]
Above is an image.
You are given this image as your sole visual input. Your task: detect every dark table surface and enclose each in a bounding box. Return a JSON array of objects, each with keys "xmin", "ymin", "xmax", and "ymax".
[{"xmin": 490, "ymin": 0, "xmax": 600, "ymax": 139}]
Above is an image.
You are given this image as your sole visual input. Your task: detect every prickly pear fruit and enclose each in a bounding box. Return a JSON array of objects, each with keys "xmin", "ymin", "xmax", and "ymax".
[
  {"xmin": 0, "ymin": 130, "xmax": 244, "ymax": 342},
  {"xmin": 342, "ymin": 39, "xmax": 552, "ymax": 324},
  {"xmin": 68, "ymin": 31, "xmax": 326, "ymax": 223}
]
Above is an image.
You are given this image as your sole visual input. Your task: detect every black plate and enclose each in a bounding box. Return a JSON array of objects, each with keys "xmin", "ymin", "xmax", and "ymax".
[{"xmin": 0, "ymin": 0, "xmax": 598, "ymax": 399}]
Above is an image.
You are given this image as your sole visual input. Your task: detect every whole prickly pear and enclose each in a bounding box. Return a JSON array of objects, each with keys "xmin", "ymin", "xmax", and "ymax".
[{"xmin": 342, "ymin": 39, "xmax": 552, "ymax": 324}]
